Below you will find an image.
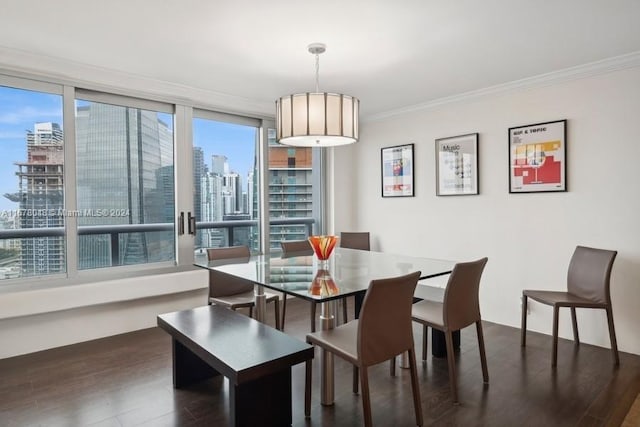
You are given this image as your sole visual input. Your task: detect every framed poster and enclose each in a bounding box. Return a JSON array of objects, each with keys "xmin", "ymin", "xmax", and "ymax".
[
  {"xmin": 509, "ymin": 119, "xmax": 567, "ymax": 193},
  {"xmin": 381, "ymin": 144, "xmax": 414, "ymax": 197},
  {"xmin": 435, "ymin": 133, "xmax": 479, "ymax": 196}
]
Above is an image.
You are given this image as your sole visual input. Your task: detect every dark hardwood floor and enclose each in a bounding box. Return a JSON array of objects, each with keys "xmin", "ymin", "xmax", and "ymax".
[{"xmin": 1, "ymin": 298, "xmax": 639, "ymax": 427}]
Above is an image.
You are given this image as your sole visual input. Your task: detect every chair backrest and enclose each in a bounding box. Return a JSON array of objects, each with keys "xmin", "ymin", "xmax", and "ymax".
[
  {"xmin": 340, "ymin": 231, "xmax": 370, "ymax": 251},
  {"xmin": 567, "ymin": 246, "xmax": 617, "ymax": 304},
  {"xmin": 280, "ymin": 240, "xmax": 313, "ymax": 256},
  {"xmin": 443, "ymin": 258, "xmax": 488, "ymax": 331},
  {"xmin": 206, "ymin": 246, "xmax": 253, "ymax": 298},
  {"xmin": 207, "ymin": 245, "xmax": 250, "ymax": 262},
  {"xmin": 357, "ymin": 271, "xmax": 421, "ymax": 366}
]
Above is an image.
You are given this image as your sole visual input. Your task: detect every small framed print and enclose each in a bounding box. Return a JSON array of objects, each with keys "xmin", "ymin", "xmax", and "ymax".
[
  {"xmin": 381, "ymin": 144, "xmax": 414, "ymax": 197},
  {"xmin": 435, "ymin": 133, "xmax": 479, "ymax": 196},
  {"xmin": 509, "ymin": 119, "xmax": 567, "ymax": 193}
]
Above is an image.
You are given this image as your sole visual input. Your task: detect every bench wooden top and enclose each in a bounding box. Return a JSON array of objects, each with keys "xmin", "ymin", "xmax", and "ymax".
[{"xmin": 157, "ymin": 305, "xmax": 313, "ymax": 385}]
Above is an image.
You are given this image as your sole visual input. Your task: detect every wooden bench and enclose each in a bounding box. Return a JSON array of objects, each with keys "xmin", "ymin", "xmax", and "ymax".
[{"xmin": 157, "ymin": 305, "xmax": 314, "ymax": 427}]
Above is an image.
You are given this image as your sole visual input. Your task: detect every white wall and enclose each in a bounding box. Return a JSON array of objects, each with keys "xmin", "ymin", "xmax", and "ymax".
[{"xmin": 334, "ymin": 67, "xmax": 640, "ymax": 355}]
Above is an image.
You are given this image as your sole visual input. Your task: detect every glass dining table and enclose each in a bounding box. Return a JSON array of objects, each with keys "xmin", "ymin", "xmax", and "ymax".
[{"xmin": 194, "ymin": 247, "xmax": 455, "ymax": 405}]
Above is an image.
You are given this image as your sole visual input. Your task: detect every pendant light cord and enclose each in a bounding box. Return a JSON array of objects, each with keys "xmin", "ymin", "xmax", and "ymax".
[{"xmin": 315, "ymin": 52, "xmax": 320, "ymax": 93}]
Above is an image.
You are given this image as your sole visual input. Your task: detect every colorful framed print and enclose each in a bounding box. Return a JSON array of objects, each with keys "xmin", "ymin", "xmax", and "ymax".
[
  {"xmin": 381, "ymin": 144, "xmax": 414, "ymax": 197},
  {"xmin": 435, "ymin": 133, "xmax": 479, "ymax": 196},
  {"xmin": 509, "ymin": 119, "xmax": 567, "ymax": 193}
]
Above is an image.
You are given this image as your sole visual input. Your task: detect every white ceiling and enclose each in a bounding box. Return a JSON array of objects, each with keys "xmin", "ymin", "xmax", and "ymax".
[{"xmin": 1, "ymin": 0, "xmax": 640, "ymax": 118}]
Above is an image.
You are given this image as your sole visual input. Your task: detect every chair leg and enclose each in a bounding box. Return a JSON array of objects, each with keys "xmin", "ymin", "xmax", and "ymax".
[
  {"xmin": 521, "ymin": 294, "xmax": 528, "ymax": 347},
  {"xmin": 605, "ymin": 306, "xmax": 620, "ymax": 365},
  {"xmin": 570, "ymin": 307, "xmax": 579, "ymax": 344},
  {"xmin": 445, "ymin": 330, "xmax": 459, "ymax": 404},
  {"xmin": 247, "ymin": 306, "xmax": 252, "ymax": 318},
  {"xmin": 274, "ymin": 298, "xmax": 281, "ymax": 330},
  {"xmin": 422, "ymin": 325, "xmax": 428, "ymax": 362},
  {"xmin": 360, "ymin": 365, "xmax": 373, "ymax": 427},
  {"xmin": 408, "ymin": 347, "xmax": 424, "ymax": 426},
  {"xmin": 476, "ymin": 321, "xmax": 489, "ymax": 383},
  {"xmin": 281, "ymin": 295, "xmax": 287, "ymax": 331},
  {"xmin": 390, "ymin": 356, "xmax": 396, "ymax": 377},
  {"xmin": 552, "ymin": 305, "xmax": 560, "ymax": 367},
  {"xmin": 305, "ymin": 359, "xmax": 312, "ymax": 418},
  {"xmin": 311, "ymin": 302, "xmax": 316, "ymax": 333},
  {"xmin": 353, "ymin": 366, "xmax": 359, "ymax": 394}
]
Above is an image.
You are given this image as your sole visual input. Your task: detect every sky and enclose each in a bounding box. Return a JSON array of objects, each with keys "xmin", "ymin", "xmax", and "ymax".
[
  {"xmin": 192, "ymin": 118, "xmax": 256, "ymax": 178},
  {"xmin": 0, "ymin": 85, "xmax": 257, "ymax": 213},
  {"xmin": 0, "ymin": 87, "xmax": 62, "ymax": 212}
]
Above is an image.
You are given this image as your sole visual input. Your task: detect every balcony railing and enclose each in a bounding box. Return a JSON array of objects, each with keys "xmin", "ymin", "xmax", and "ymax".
[{"xmin": 0, "ymin": 217, "xmax": 315, "ymax": 268}]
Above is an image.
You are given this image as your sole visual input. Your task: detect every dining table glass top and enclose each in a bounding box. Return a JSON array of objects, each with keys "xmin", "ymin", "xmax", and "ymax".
[{"xmin": 194, "ymin": 247, "xmax": 455, "ymax": 303}]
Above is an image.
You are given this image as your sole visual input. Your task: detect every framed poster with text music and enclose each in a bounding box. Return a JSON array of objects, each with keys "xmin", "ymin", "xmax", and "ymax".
[{"xmin": 435, "ymin": 133, "xmax": 479, "ymax": 196}]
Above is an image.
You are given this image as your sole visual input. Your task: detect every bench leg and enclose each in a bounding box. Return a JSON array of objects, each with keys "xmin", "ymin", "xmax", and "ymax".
[
  {"xmin": 172, "ymin": 338, "xmax": 220, "ymax": 388},
  {"xmin": 231, "ymin": 368, "xmax": 293, "ymax": 427}
]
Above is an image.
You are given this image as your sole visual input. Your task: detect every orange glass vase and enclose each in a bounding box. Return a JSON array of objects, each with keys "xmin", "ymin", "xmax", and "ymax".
[{"xmin": 308, "ymin": 235, "xmax": 338, "ymax": 261}]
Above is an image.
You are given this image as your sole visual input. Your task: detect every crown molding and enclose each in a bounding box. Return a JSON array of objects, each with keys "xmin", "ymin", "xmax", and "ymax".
[
  {"xmin": 0, "ymin": 46, "xmax": 274, "ymax": 119},
  {"xmin": 366, "ymin": 51, "xmax": 640, "ymax": 122},
  {"xmin": 2, "ymin": 46, "xmax": 639, "ymax": 123}
]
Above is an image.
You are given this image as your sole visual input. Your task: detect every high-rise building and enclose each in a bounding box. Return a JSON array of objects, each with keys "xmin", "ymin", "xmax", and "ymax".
[
  {"xmin": 267, "ymin": 131, "xmax": 313, "ymax": 250},
  {"xmin": 211, "ymin": 155, "xmax": 227, "ymax": 176},
  {"xmin": 193, "ymin": 147, "xmax": 204, "ymax": 247},
  {"xmin": 0, "ymin": 216, "xmax": 19, "ymax": 251},
  {"xmin": 11, "ymin": 122, "xmax": 65, "ymax": 276},
  {"xmin": 200, "ymin": 172, "xmax": 224, "ymax": 247},
  {"xmin": 246, "ymin": 171, "xmax": 255, "ymax": 218},
  {"xmin": 75, "ymin": 103, "xmax": 174, "ymax": 268},
  {"xmin": 223, "ymin": 172, "xmax": 242, "ymax": 214}
]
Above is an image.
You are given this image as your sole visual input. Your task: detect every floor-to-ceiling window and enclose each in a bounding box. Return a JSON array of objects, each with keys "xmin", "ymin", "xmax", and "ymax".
[
  {"xmin": 0, "ymin": 78, "xmax": 178, "ymax": 285},
  {"xmin": 0, "ymin": 73, "xmax": 326, "ymax": 288}
]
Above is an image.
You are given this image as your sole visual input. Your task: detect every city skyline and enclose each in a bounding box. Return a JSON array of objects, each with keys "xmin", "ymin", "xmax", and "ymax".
[
  {"xmin": 0, "ymin": 84, "xmax": 315, "ymax": 279},
  {"xmin": 0, "ymin": 87, "xmax": 257, "ymax": 212}
]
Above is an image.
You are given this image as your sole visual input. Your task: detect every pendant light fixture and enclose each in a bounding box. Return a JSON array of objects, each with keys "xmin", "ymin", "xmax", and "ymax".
[{"xmin": 275, "ymin": 43, "xmax": 359, "ymax": 147}]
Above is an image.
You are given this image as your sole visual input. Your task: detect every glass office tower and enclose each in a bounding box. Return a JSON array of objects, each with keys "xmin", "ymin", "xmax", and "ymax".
[{"xmin": 75, "ymin": 103, "xmax": 174, "ymax": 269}]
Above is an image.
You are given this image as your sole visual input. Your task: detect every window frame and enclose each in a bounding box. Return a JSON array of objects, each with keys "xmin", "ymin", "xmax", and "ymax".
[{"xmin": 0, "ymin": 72, "xmax": 327, "ymax": 291}]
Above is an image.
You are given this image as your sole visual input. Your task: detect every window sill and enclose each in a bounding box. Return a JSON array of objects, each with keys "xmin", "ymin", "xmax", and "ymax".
[{"xmin": 0, "ymin": 266, "xmax": 208, "ymax": 320}]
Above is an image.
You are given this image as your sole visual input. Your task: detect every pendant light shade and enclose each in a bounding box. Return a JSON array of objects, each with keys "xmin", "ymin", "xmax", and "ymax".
[{"xmin": 275, "ymin": 43, "xmax": 359, "ymax": 147}]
